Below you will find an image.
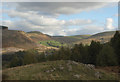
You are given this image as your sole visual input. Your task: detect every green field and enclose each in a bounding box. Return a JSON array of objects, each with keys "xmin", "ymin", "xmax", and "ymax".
[
  {"xmin": 39, "ymin": 40, "xmax": 67, "ymax": 47},
  {"xmin": 3, "ymin": 60, "xmax": 119, "ymax": 80}
]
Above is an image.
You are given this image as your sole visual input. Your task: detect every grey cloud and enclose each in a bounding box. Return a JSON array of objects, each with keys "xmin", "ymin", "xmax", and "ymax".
[
  {"xmin": 2, "ymin": 0, "xmax": 119, "ymax": 2},
  {"xmin": 15, "ymin": 2, "xmax": 108, "ymax": 15}
]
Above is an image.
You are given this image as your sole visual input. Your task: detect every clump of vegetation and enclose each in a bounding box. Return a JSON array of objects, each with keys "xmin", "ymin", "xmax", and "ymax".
[{"xmin": 39, "ymin": 40, "xmax": 67, "ymax": 47}]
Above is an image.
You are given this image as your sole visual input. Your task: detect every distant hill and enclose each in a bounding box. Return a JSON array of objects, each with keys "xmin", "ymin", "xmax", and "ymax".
[
  {"xmin": 51, "ymin": 36, "xmax": 79, "ymax": 44},
  {"xmin": 68, "ymin": 35, "xmax": 91, "ymax": 39},
  {"xmin": 51, "ymin": 35, "xmax": 90, "ymax": 44},
  {"xmin": 27, "ymin": 31, "xmax": 51, "ymax": 42},
  {"xmin": 38, "ymin": 40, "xmax": 67, "ymax": 47},
  {"xmin": 2, "ymin": 26, "xmax": 119, "ymax": 49},
  {"xmin": 76, "ymin": 31, "xmax": 120, "ymax": 45},
  {"xmin": 2, "ymin": 29, "xmax": 58, "ymax": 54},
  {"xmin": 27, "ymin": 31, "xmax": 43, "ymax": 34},
  {"xmin": 2, "ymin": 30, "xmax": 52, "ymax": 51},
  {"xmin": 3, "ymin": 60, "xmax": 119, "ymax": 80},
  {"xmin": 89, "ymin": 31, "xmax": 120, "ymax": 38},
  {"xmin": 2, "ymin": 30, "xmax": 39, "ymax": 49},
  {"xmin": 27, "ymin": 31, "xmax": 91, "ymax": 45}
]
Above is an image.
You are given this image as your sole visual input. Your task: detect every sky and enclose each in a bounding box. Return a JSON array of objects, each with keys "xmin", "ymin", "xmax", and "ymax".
[{"xmin": 0, "ymin": 2, "xmax": 118, "ymax": 36}]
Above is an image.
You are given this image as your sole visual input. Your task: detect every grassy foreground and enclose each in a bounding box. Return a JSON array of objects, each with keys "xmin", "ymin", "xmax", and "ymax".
[{"xmin": 3, "ymin": 60, "xmax": 119, "ymax": 80}]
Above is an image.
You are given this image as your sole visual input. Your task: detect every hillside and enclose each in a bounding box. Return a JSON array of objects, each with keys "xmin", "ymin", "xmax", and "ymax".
[
  {"xmin": 2, "ymin": 29, "xmax": 54, "ymax": 54},
  {"xmin": 76, "ymin": 31, "xmax": 120, "ymax": 45},
  {"xmin": 51, "ymin": 36, "xmax": 80, "ymax": 44},
  {"xmin": 68, "ymin": 35, "xmax": 91, "ymax": 39},
  {"xmin": 51, "ymin": 35, "xmax": 90, "ymax": 44},
  {"xmin": 27, "ymin": 31, "xmax": 68, "ymax": 47},
  {"xmin": 3, "ymin": 60, "xmax": 119, "ymax": 80},
  {"xmin": 2, "ymin": 30, "xmax": 38, "ymax": 49},
  {"xmin": 51, "ymin": 31, "xmax": 119, "ymax": 45},
  {"xmin": 27, "ymin": 31, "xmax": 51, "ymax": 42},
  {"xmin": 2, "ymin": 29, "xmax": 59, "ymax": 54},
  {"xmin": 39, "ymin": 40, "xmax": 67, "ymax": 47},
  {"xmin": 51, "ymin": 31, "xmax": 120, "ymax": 45},
  {"xmin": 2, "ymin": 27, "xmax": 119, "ymax": 50}
]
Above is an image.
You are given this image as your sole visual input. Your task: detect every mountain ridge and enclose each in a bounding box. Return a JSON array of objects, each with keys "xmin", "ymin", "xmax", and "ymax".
[{"xmin": 2, "ymin": 26, "xmax": 119, "ymax": 49}]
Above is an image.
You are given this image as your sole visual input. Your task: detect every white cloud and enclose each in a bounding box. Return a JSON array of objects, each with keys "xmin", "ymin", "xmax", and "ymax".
[
  {"xmin": 2, "ymin": 18, "xmax": 105, "ymax": 36},
  {"xmin": 65, "ymin": 19, "xmax": 93, "ymax": 26},
  {"xmin": 2, "ymin": 9, "xmax": 97, "ymax": 36},
  {"xmin": 65, "ymin": 25, "xmax": 104, "ymax": 35},
  {"xmin": 106, "ymin": 18, "xmax": 115, "ymax": 30},
  {"xmin": 5, "ymin": 9, "xmax": 93, "ymax": 26}
]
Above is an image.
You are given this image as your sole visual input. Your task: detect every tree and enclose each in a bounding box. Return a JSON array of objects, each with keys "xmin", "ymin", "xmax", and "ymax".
[
  {"xmin": 37, "ymin": 52, "xmax": 46, "ymax": 62},
  {"xmin": 88, "ymin": 41, "xmax": 102, "ymax": 65},
  {"xmin": 10, "ymin": 56, "xmax": 20, "ymax": 67},
  {"xmin": 71, "ymin": 44, "xmax": 81, "ymax": 62},
  {"xmin": 110, "ymin": 31, "xmax": 120, "ymax": 65},
  {"xmin": 78, "ymin": 44, "xmax": 89, "ymax": 64},
  {"xmin": 23, "ymin": 49, "xmax": 37, "ymax": 65},
  {"xmin": 96, "ymin": 44, "xmax": 118, "ymax": 66}
]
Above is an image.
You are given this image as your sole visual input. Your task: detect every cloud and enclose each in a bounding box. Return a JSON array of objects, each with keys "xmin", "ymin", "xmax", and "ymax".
[
  {"xmin": 3, "ymin": 19, "xmax": 105, "ymax": 36},
  {"xmin": 2, "ymin": 9, "xmax": 96, "ymax": 36},
  {"xmin": 106, "ymin": 18, "xmax": 115, "ymax": 30},
  {"xmin": 1, "ymin": 2, "xmax": 115, "ymax": 36},
  {"xmin": 2, "ymin": 17, "xmax": 94, "ymax": 36},
  {"xmin": 5, "ymin": 9, "xmax": 93, "ymax": 26},
  {"xmin": 14, "ymin": 2, "xmax": 108, "ymax": 15},
  {"xmin": 64, "ymin": 25, "xmax": 104, "ymax": 35},
  {"xmin": 2, "ymin": 0, "xmax": 119, "ymax": 2}
]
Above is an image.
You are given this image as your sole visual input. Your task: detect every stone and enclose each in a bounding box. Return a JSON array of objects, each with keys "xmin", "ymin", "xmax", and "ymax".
[
  {"xmin": 68, "ymin": 65, "xmax": 72, "ymax": 71},
  {"xmin": 73, "ymin": 74, "xmax": 81, "ymax": 79},
  {"xmin": 95, "ymin": 71, "xmax": 101, "ymax": 79}
]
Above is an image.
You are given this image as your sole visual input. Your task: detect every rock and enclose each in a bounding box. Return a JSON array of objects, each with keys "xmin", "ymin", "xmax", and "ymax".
[
  {"xmin": 45, "ymin": 69, "xmax": 55, "ymax": 73},
  {"xmin": 73, "ymin": 74, "xmax": 81, "ymax": 79},
  {"xmin": 59, "ymin": 67, "xmax": 64, "ymax": 70},
  {"xmin": 53, "ymin": 68, "xmax": 56, "ymax": 70},
  {"xmin": 67, "ymin": 60, "xmax": 71, "ymax": 65},
  {"xmin": 59, "ymin": 65, "xmax": 64, "ymax": 70},
  {"xmin": 88, "ymin": 64, "xmax": 95, "ymax": 69},
  {"xmin": 95, "ymin": 71, "xmax": 101, "ymax": 79},
  {"xmin": 72, "ymin": 61, "xmax": 79, "ymax": 65},
  {"xmin": 68, "ymin": 65, "xmax": 72, "ymax": 71},
  {"xmin": 84, "ymin": 64, "xmax": 95, "ymax": 69},
  {"xmin": 50, "ymin": 69, "xmax": 54, "ymax": 72},
  {"xmin": 66, "ymin": 60, "xmax": 73, "ymax": 71},
  {"xmin": 46, "ymin": 70, "xmax": 50, "ymax": 73}
]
